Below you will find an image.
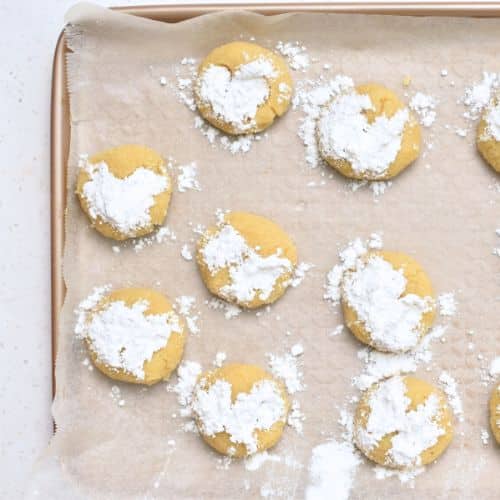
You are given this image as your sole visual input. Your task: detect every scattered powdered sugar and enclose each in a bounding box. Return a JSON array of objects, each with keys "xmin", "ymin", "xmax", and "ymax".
[
  {"xmin": 493, "ymin": 229, "xmax": 500, "ymax": 257},
  {"xmin": 175, "ymin": 296, "xmax": 200, "ymax": 335},
  {"xmin": 317, "ymin": 91, "xmax": 409, "ymax": 178},
  {"xmin": 437, "ymin": 292, "xmax": 458, "ymax": 317},
  {"xmin": 275, "ymin": 41, "xmax": 310, "ymax": 71},
  {"xmin": 196, "ymin": 57, "xmax": 277, "ymax": 133},
  {"xmin": 213, "ymin": 352, "xmax": 227, "ymax": 367},
  {"xmin": 329, "ymin": 325, "xmax": 344, "ymax": 338},
  {"xmin": 110, "ymin": 385, "xmax": 125, "ymax": 407},
  {"xmin": 305, "ymin": 439, "xmax": 360, "ymax": 500},
  {"xmin": 354, "ymin": 349, "xmax": 418, "ymax": 391},
  {"xmin": 480, "ymin": 429, "xmax": 490, "ymax": 445},
  {"xmin": 177, "ymin": 162, "xmax": 201, "ymax": 192},
  {"xmin": 463, "ymin": 72, "xmax": 499, "ymax": 120},
  {"xmin": 374, "ymin": 464, "xmax": 425, "ymax": 486},
  {"xmin": 289, "ymin": 262, "xmax": 314, "ymax": 287},
  {"xmin": 287, "ymin": 399, "xmax": 305, "ymax": 434},
  {"xmin": 268, "ymin": 348, "xmax": 306, "ymax": 434},
  {"xmin": 342, "ymin": 255, "xmax": 433, "ymax": 352},
  {"xmin": 324, "ymin": 233, "xmax": 383, "ymax": 305},
  {"xmin": 155, "ymin": 226, "xmax": 176, "ymax": 243},
  {"xmin": 489, "ymin": 357, "xmax": 500, "ymax": 377},
  {"xmin": 267, "ymin": 348, "xmax": 305, "ymax": 394},
  {"xmin": 194, "ymin": 115, "xmax": 264, "ymax": 154},
  {"xmin": 354, "ymin": 376, "xmax": 445, "ymax": 468},
  {"xmin": 192, "ymin": 378, "xmax": 287, "ymax": 454},
  {"xmin": 200, "ymin": 223, "xmax": 293, "ymax": 304},
  {"xmin": 293, "ymin": 75, "xmax": 354, "ymax": 169},
  {"xmin": 76, "ymin": 297, "xmax": 182, "ymax": 380},
  {"xmin": 438, "ymin": 371, "xmax": 464, "ymax": 422},
  {"xmin": 206, "ymin": 297, "xmax": 242, "ymax": 319},
  {"xmin": 132, "ymin": 225, "xmax": 177, "ymax": 253},
  {"xmin": 79, "ymin": 156, "xmax": 169, "ymax": 235},
  {"xmin": 409, "ymin": 92, "xmax": 438, "ymax": 127},
  {"xmin": 181, "ymin": 244, "xmax": 193, "ymax": 261},
  {"xmin": 353, "ymin": 325, "xmax": 447, "ymax": 391},
  {"xmin": 245, "ymin": 451, "xmax": 302, "ymax": 472},
  {"xmin": 168, "ymin": 360, "xmax": 202, "ymax": 418}
]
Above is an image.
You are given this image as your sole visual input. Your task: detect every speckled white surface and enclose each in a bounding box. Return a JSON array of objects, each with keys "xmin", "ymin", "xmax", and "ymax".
[{"xmin": 0, "ymin": 0, "xmax": 489, "ymax": 498}]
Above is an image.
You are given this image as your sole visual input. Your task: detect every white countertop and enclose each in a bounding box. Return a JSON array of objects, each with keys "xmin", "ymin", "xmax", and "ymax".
[{"xmin": 0, "ymin": 0, "xmax": 496, "ymax": 498}]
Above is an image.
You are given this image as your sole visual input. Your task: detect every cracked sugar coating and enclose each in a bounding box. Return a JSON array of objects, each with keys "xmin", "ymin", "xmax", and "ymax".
[
  {"xmin": 490, "ymin": 383, "xmax": 500, "ymax": 444},
  {"xmin": 317, "ymin": 83, "xmax": 421, "ymax": 180},
  {"xmin": 192, "ymin": 363, "xmax": 290, "ymax": 457},
  {"xmin": 196, "ymin": 212, "xmax": 297, "ymax": 309},
  {"xmin": 354, "ymin": 375, "xmax": 453, "ymax": 469},
  {"xmin": 78, "ymin": 288, "xmax": 185, "ymax": 385},
  {"xmin": 76, "ymin": 145, "xmax": 172, "ymax": 240},
  {"xmin": 194, "ymin": 42, "xmax": 293, "ymax": 135},
  {"xmin": 477, "ymin": 95, "xmax": 500, "ymax": 173},
  {"xmin": 342, "ymin": 251, "xmax": 435, "ymax": 353}
]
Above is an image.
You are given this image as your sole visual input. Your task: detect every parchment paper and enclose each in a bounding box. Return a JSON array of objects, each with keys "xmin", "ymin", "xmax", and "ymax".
[{"xmin": 30, "ymin": 3, "xmax": 500, "ymax": 498}]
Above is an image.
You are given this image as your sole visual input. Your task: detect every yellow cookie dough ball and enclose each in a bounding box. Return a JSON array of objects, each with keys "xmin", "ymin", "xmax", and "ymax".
[
  {"xmin": 490, "ymin": 382, "xmax": 500, "ymax": 444},
  {"xmin": 476, "ymin": 95, "xmax": 500, "ymax": 173},
  {"xmin": 341, "ymin": 250, "xmax": 435, "ymax": 353},
  {"xmin": 76, "ymin": 144, "xmax": 172, "ymax": 240},
  {"xmin": 192, "ymin": 363, "xmax": 290, "ymax": 457},
  {"xmin": 196, "ymin": 211, "xmax": 298, "ymax": 309},
  {"xmin": 79, "ymin": 288, "xmax": 185, "ymax": 385},
  {"xmin": 317, "ymin": 83, "xmax": 421, "ymax": 180},
  {"xmin": 194, "ymin": 41, "xmax": 293, "ymax": 135},
  {"xmin": 354, "ymin": 375, "xmax": 453, "ymax": 468}
]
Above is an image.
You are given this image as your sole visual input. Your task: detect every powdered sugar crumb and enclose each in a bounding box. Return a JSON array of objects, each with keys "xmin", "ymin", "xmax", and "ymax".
[
  {"xmin": 206, "ymin": 297, "xmax": 242, "ymax": 319},
  {"xmin": 267, "ymin": 349, "xmax": 305, "ymax": 395},
  {"xmin": 275, "ymin": 41, "xmax": 310, "ymax": 71},
  {"xmin": 167, "ymin": 360, "xmax": 202, "ymax": 418},
  {"xmin": 438, "ymin": 371, "xmax": 464, "ymax": 422},
  {"xmin": 289, "ymin": 262, "xmax": 314, "ymax": 287},
  {"xmin": 177, "ymin": 162, "xmax": 201, "ymax": 192},
  {"xmin": 409, "ymin": 92, "xmax": 438, "ymax": 128},
  {"xmin": 175, "ymin": 295, "xmax": 201, "ymax": 335},
  {"xmin": 438, "ymin": 292, "xmax": 458, "ymax": 317}
]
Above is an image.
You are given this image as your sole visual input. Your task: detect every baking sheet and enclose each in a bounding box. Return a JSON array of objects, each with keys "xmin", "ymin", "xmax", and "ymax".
[{"xmin": 36, "ymin": 2, "xmax": 500, "ymax": 498}]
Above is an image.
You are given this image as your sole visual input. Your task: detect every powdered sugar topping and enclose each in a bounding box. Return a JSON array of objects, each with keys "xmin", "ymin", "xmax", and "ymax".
[
  {"xmin": 199, "ymin": 222, "xmax": 293, "ymax": 304},
  {"xmin": 342, "ymin": 255, "xmax": 433, "ymax": 352},
  {"xmin": 80, "ymin": 157, "xmax": 169, "ymax": 235},
  {"xmin": 317, "ymin": 91, "xmax": 409, "ymax": 177},
  {"xmin": 355, "ymin": 376, "xmax": 446, "ymax": 468},
  {"xmin": 76, "ymin": 296, "xmax": 182, "ymax": 380},
  {"xmin": 484, "ymin": 101, "xmax": 500, "ymax": 141},
  {"xmin": 192, "ymin": 377, "xmax": 287, "ymax": 454},
  {"xmin": 196, "ymin": 57, "xmax": 277, "ymax": 133}
]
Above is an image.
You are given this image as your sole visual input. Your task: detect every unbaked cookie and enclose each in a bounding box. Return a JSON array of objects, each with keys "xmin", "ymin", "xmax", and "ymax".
[
  {"xmin": 354, "ymin": 375, "xmax": 453, "ymax": 468},
  {"xmin": 196, "ymin": 212, "xmax": 298, "ymax": 309},
  {"xmin": 317, "ymin": 83, "xmax": 421, "ymax": 180},
  {"xmin": 490, "ymin": 382, "xmax": 500, "ymax": 444},
  {"xmin": 194, "ymin": 41, "xmax": 293, "ymax": 135},
  {"xmin": 476, "ymin": 95, "xmax": 500, "ymax": 173},
  {"xmin": 192, "ymin": 363, "xmax": 290, "ymax": 457},
  {"xmin": 341, "ymin": 250, "xmax": 435, "ymax": 353},
  {"xmin": 76, "ymin": 144, "xmax": 172, "ymax": 240},
  {"xmin": 76, "ymin": 288, "xmax": 185, "ymax": 385}
]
